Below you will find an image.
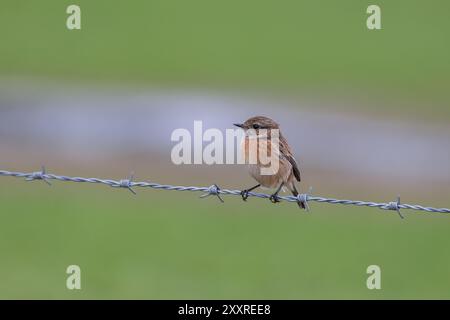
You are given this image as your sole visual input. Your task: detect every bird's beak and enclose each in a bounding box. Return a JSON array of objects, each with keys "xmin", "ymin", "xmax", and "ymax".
[{"xmin": 233, "ymin": 123, "xmax": 244, "ymax": 128}]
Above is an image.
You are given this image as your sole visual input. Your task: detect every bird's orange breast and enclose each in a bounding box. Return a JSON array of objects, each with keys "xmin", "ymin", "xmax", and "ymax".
[{"xmin": 241, "ymin": 136, "xmax": 277, "ymax": 165}]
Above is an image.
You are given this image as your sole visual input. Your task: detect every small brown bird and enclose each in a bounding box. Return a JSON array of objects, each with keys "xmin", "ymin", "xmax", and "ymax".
[{"xmin": 234, "ymin": 116, "xmax": 305, "ymax": 209}]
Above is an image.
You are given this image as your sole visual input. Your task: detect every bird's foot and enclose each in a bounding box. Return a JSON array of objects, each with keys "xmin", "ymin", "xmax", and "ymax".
[
  {"xmin": 240, "ymin": 190, "xmax": 250, "ymax": 201},
  {"xmin": 269, "ymin": 194, "xmax": 280, "ymax": 203},
  {"xmin": 297, "ymin": 200, "xmax": 306, "ymax": 210}
]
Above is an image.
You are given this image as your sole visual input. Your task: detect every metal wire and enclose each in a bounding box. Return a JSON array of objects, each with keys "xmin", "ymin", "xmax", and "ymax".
[{"xmin": 1, "ymin": 167, "xmax": 449, "ymax": 218}]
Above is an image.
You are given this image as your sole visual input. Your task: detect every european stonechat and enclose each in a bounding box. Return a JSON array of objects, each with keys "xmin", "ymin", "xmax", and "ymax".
[{"xmin": 234, "ymin": 116, "xmax": 305, "ymax": 209}]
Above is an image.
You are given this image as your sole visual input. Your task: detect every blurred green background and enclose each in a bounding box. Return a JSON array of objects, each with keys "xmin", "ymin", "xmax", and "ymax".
[
  {"xmin": 2, "ymin": 181, "xmax": 450, "ymax": 299},
  {"xmin": 0, "ymin": 0, "xmax": 449, "ymax": 299},
  {"xmin": 1, "ymin": 0, "xmax": 449, "ymax": 115}
]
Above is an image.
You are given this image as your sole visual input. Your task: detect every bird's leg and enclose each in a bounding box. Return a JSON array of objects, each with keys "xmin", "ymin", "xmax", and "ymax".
[
  {"xmin": 269, "ymin": 182, "xmax": 284, "ymax": 203},
  {"xmin": 240, "ymin": 184, "xmax": 261, "ymax": 201}
]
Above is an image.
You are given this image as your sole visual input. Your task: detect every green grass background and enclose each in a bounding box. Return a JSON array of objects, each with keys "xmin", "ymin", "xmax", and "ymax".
[
  {"xmin": 1, "ymin": 180, "xmax": 449, "ymax": 299},
  {"xmin": 1, "ymin": 1, "xmax": 450, "ymax": 114},
  {"xmin": 0, "ymin": 0, "xmax": 449, "ymax": 299},
  {"xmin": 0, "ymin": 180, "xmax": 449, "ymax": 299}
]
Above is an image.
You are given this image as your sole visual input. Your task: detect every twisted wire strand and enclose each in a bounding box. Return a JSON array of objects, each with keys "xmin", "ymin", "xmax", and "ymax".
[{"xmin": 0, "ymin": 169, "xmax": 449, "ymax": 216}]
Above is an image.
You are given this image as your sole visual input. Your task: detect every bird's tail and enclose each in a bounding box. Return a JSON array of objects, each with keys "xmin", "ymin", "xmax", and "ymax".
[{"xmin": 290, "ymin": 184, "xmax": 306, "ymax": 210}]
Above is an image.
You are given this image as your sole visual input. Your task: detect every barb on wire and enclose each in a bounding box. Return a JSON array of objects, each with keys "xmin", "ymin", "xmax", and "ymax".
[
  {"xmin": 111, "ymin": 172, "xmax": 136, "ymax": 195},
  {"xmin": 200, "ymin": 184, "xmax": 224, "ymax": 203},
  {"xmin": 25, "ymin": 165, "xmax": 51, "ymax": 186},
  {"xmin": 1, "ymin": 168, "xmax": 449, "ymax": 217},
  {"xmin": 385, "ymin": 196, "xmax": 403, "ymax": 219}
]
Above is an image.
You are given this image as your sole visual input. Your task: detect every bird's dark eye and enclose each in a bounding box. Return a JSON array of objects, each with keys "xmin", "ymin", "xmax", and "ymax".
[{"xmin": 252, "ymin": 124, "xmax": 260, "ymax": 129}]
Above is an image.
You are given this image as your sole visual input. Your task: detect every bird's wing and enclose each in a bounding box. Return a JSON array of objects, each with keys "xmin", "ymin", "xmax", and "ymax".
[{"xmin": 280, "ymin": 135, "xmax": 301, "ymax": 182}]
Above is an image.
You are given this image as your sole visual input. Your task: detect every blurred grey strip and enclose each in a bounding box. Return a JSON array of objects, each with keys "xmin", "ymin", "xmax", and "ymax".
[{"xmin": 0, "ymin": 87, "xmax": 449, "ymax": 182}]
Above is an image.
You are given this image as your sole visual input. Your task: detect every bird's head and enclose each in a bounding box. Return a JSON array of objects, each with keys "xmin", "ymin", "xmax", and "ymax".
[{"xmin": 234, "ymin": 116, "xmax": 280, "ymax": 132}]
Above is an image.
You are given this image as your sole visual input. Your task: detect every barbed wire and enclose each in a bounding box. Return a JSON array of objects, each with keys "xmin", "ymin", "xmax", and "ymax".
[{"xmin": 1, "ymin": 167, "xmax": 449, "ymax": 218}]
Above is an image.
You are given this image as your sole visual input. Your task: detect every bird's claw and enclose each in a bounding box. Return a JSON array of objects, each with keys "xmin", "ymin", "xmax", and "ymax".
[
  {"xmin": 269, "ymin": 194, "xmax": 280, "ymax": 203},
  {"xmin": 240, "ymin": 190, "xmax": 249, "ymax": 201}
]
